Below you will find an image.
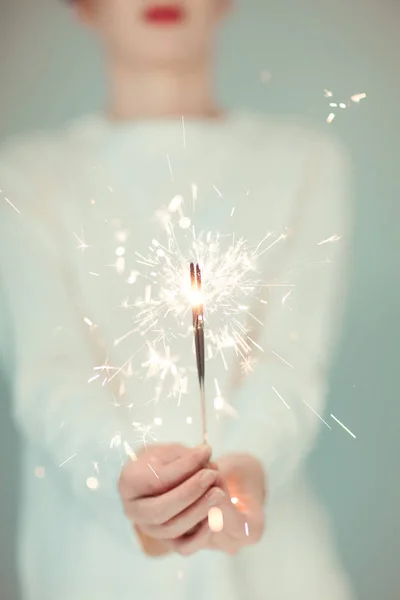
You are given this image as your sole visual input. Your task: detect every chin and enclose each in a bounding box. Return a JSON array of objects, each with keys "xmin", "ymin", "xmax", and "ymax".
[
  {"xmin": 133, "ymin": 48, "xmax": 197, "ymax": 69},
  {"xmin": 128, "ymin": 30, "xmax": 201, "ymax": 68}
]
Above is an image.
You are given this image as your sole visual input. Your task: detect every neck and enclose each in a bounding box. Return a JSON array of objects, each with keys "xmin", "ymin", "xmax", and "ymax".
[{"xmin": 107, "ymin": 60, "xmax": 221, "ymax": 121}]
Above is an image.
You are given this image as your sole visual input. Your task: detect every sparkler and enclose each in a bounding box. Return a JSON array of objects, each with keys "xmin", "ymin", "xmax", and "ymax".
[
  {"xmin": 68, "ymin": 182, "xmax": 354, "ymax": 480},
  {"xmin": 190, "ymin": 262, "xmax": 207, "ymax": 444}
]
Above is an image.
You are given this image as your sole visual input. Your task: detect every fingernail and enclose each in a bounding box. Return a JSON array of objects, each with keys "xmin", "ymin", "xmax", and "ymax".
[
  {"xmin": 199, "ymin": 469, "xmax": 217, "ymax": 489},
  {"xmin": 207, "ymin": 488, "xmax": 225, "ymax": 507}
]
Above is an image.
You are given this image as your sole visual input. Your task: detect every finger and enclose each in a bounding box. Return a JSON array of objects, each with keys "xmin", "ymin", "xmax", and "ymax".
[
  {"xmin": 120, "ymin": 444, "xmax": 212, "ymax": 499},
  {"xmin": 142, "ymin": 486, "xmax": 225, "ymax": 539},
  {"xmin": 213, "ymin": 471, "xmax": 231, "ymax": 495},
  {"xmin": 126, "ymin": 468, "xmax": 218, "ymax": 526},
  {"xmin": 139, "ymin": 443, "xmax": 189, "ymax": 464},
  {"xmin": 119, "ymin": 443, "xmax": 188, "ymax": 501},
  {"xmin": 159, "ymin": 445, "xmax": 212, "ymax": 492},
  {"xmin": 172, "ymin": 520, "xmax": 211, "ymax": 556}
]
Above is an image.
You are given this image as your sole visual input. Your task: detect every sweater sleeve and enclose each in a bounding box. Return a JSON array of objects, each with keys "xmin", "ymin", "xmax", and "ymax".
[
  {"xmin": 0, "ymin": 152, "xmax": 138, "ymax": 543},
  {"xmin": 219, "ymin": 133, "xmax": 352, "ymax": 497}
]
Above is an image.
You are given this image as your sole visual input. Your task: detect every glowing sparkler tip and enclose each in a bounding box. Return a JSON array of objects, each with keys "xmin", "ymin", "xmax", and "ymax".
[
  {"xmin": 189, "ymin": 263, "xmax": 204, "ymax": 307},
  {"xmin": 190, "ymin": 290, "xmax": 204, "ymax": 307}
]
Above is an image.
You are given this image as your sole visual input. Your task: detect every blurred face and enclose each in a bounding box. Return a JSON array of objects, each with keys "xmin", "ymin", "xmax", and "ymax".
[{"xmin": 77, "ymin": 0, "xmax": 232, "ymax": 68}]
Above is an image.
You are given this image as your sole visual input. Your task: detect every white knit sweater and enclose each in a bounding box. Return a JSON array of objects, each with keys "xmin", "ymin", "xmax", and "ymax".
[{"xmin": 0, "ymin": 112, "xmax": 353, "ymax": 599}]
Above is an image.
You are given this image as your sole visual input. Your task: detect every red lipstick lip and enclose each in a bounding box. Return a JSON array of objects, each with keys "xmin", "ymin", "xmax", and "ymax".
[{"xmin": 144, "ymin": 5, "xmax": 184, "ymax": 24}]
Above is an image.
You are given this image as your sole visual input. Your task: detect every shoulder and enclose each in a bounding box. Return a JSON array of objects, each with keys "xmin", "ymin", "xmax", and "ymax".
[
  {"xmin": 232, "ymin": 110, "xmax": 348, "ymax": 167},
  {"xmin": 0, "ymin": 129, "xmax": 63, "ymax": 179},
  {"xmin": 0, "ymin": 114, "xmax": 98, "ymax": 177},
  {"xmin": 230, "ymin": 112, "xmax": 351, "ymax": 240},
  {"xmin": 236, "ymin": 111, "xmax": 351, "ymax": 209},
  {"xmin": 0, "ymin": 115, "xmax": 99, "ymax": 218}
]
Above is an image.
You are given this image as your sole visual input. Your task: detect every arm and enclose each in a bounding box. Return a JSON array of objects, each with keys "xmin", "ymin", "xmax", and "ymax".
[
  {"xmin": 219, "ymin": 134, "xmax": 352, "ymax": 497},
  {"xmin": 0, "ymin": 156, "xmax": 135, "ymax": 539}
]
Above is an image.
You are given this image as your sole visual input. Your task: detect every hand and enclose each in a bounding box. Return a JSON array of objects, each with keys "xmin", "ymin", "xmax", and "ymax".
[
  {"xmin": 171, "ymin": 454, "xmax": 266, "ymax": 556},
  {"xmin": 118, "ymin": 443, "xmax": 219, "ymax": 556}
]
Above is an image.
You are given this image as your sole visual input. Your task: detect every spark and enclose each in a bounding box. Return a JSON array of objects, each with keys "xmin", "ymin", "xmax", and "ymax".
[
  {"xmin": 168, "ymin": 195, "xmax": 183, "ymax": 213},
  {"xmin": 133, "ymin": 422, "xmax": 157, "ymax": 447},
  {"xmin": 271, "ymin": 350, "xmax": 294, "ymax": 369},
  {"xmin": 213, "ymin": 184, "xmax": 223, "ymax": 198},
  {"xmin": 109, "ymin": 433, "xmax": 123, "ymax": 449},
  {"xmin": 214, "ymin": 395, "xmax": 224, "ymax": 410},
  {"xmin": 247, "ymin": 336, "xmax": 264, "ymax": 353},
  {"xmin": 182, "ymin": 116, "xmax": 186, "ymax": 149},
  {"xmin": 302, "ymin": 400, "xmax": 332, "ymax": 429},
  {"xmin": 59, "ymin": 453, "xmax": 78, "ymax": 468},
  {"xmin": 330, "ymin": 414, "xmax": 356, "ymax": 439},
  {"xmin": 351, "ymin": 92, "xmax": 367, "ymax": 103},
  {"xmin": 282, "ymin": 289, "xmax": 293, "ymax": 305},
  {"xmin": 318, "ymin": 234, "xmax": 341, "ymax": 246},
  {"xmin": 4, "ymin": 196, "xmax": 20, "ymax": 213},
  {"xmin": 86, "ymin": 477, "xmax": 99, "ymax": 490},
  {"xmin": 327, "ymin": 113, "xmax": 336, "ymax": 124},
  {"xmin": 148, "ymin": 463, "xmax": 160, "ymax": 479},
  {"xmin": 124, "ymin": 442, "xmax": 137, "ymax": 461},
  {"xmin": 73, "ymin": 230, "xmax": 90, "ymax": 252},
  {"xmin": 252, "ymin": 232, "xmax": 272, "ymax": 257},
  {"xmin": 244, "ymin": 522, "xmax": 250, "ymax": 537},
  {"xmin": 271, "ymin": 386, "xmax": 290, "ymax": 410},
  {"xmin": 166, "ymin": 153, "xmax": 174, "ymax": 183},
  {"xmin": 240, "ymin": 353, "xmax": 257, "ymax": 374},
  {"xmin": 191, "ymin": 183, "xmax": 198, "ymax": 211},
  {"xmin": 256, "ymin": 233, "xmax": 287, "ymax": 258},
  {"xmin": 93, "ymin": 361, "xmax": 119, "ymax": 377}
]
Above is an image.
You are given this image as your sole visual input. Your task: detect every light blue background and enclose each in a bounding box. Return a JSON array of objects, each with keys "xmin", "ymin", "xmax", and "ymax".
[{"xmin": 0, "ymin": 0, "xmax": 398, "ymax": 598}]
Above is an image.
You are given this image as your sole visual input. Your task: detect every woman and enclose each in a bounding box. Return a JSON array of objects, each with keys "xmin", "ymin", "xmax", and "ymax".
[{"xmin": 0, "ymin": 1, "xmax": 353, "ymax": 598}]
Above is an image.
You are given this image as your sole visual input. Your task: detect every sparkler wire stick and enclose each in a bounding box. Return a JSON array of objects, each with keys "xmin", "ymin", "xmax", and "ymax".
[{"xmin": 190, "ymin": 263, "xmax": 207, "ymax": 444}]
